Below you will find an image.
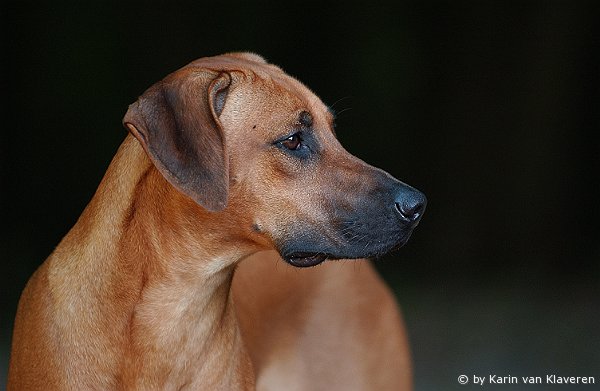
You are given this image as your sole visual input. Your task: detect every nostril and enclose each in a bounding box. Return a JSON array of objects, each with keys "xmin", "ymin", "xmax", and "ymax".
[
  {"xmin": 394, "ymin": 191, "xmax": 427, "ymax": 222},
  {"xmin": 395, "ymin": 202, "xmax": 421, "ymax": 221}
]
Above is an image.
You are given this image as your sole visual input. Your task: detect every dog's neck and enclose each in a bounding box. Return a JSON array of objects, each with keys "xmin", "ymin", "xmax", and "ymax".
[
  {"xmin": 119, "ymin": 163, "xmax": 254, "ymax": 390},
  {"xmin": 62, "ymin": 136, "xmax": 255, "ymax": 389}
]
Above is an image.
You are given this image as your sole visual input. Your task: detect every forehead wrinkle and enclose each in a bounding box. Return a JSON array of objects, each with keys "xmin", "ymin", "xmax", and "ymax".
[{"xmin": 245, "ymin": 66, "xmax": 332, "ymax": 131}]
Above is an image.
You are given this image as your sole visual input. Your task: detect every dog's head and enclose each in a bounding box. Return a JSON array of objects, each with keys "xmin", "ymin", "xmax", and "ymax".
[{"xmin": 124, "ymin": 53, "xmax": 426, "ymax": 267}]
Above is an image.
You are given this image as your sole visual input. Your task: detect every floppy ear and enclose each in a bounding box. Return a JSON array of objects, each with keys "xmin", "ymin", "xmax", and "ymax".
[{"xmin": 123, "ymin": 71, "xmax": 232, "ymax": 212}]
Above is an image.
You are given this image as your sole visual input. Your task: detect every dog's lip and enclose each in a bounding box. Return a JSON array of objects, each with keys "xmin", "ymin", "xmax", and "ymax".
[
  {"xmin": 279, "ymin": 228, "xmax": 415, "ymax": 267},
  {"xmin": 283, "ymin": 252, "xmax": 329, "ymax": 268}
]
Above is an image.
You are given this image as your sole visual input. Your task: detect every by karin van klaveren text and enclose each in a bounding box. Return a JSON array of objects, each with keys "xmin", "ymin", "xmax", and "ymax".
[{"xmin": 458, "ymin": 374, "xmax": 595, "ymax": 386}]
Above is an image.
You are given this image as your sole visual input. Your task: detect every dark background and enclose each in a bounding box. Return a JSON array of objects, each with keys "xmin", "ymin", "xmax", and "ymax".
[{"xmin": 2, "ymin": 1, "xmax": 599, "ymax": 389}]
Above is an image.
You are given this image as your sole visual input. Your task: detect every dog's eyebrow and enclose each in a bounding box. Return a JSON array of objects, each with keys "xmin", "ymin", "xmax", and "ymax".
[
  {"xmin": 298, "ymin": 111, "xmax": 313, "ymax": 127},
  {"xmin": 326, "ymin": 106, "xmax": 337, "ymax": 119},
  {"xmin": 324, "ymin": 107, "xmax": 337, "ymax": 131}
]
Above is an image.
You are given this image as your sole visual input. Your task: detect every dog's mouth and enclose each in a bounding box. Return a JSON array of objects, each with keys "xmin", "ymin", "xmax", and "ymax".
[
  {"xmin": 278, "ymin": 223, "xmax": 418, "ymax": 268},
  {"xmin": 283, "ymin": 252, "xmax": 330, "ymax": 268},
  {"xmin": 280, "ymin": 233, "xmax": 414, "ymax": 268}
]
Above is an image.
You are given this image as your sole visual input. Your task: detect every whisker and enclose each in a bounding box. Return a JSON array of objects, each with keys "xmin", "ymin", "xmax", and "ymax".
[
  {"xmin": 334, "ymin": 107, "xmax": 353, "ymax": 117},
  {"xmin": 328, "ymin": 96, "xmax": 352, "ymax": 111}
]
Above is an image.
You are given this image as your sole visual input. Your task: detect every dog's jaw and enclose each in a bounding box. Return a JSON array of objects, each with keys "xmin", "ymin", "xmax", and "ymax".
[{"xmin": 283, "ymin": 252, "xmax": 329, "ymax": 267}]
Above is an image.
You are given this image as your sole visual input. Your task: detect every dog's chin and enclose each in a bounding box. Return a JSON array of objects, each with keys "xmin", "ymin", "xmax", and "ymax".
[
  {"xmin": 283, "ymin": 252, "xmax": 330, "ymax": 268},
  {"xmin": 280, "ymin": 232, "xmax": 414, "ymax": 268}
]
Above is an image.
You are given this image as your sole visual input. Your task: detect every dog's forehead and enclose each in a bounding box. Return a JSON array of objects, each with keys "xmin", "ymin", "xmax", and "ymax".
[
  {"xmin": 253, "ymin": 70, "xmax": 332, "ymax": 125},
  {"xmin": 182, "ymin": 53, "xmax": 331, "ymax": 120}
]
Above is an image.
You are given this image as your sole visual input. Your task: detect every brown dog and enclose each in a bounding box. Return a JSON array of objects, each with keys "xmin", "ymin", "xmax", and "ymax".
[{"xmin": 8, "ymin": 53, "xmax": 425, "ymax": 390}]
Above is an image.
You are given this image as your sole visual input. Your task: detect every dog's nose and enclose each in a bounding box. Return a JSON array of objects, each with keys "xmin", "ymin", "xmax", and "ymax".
[{"xmin": 394, "ymin": 186, "xmax": 427, "ymax": 224}]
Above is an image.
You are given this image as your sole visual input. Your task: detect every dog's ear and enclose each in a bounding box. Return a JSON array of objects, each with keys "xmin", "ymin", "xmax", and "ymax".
[{"xmin": 123, "ymin": 71, "xmax": 232, "ymax": 212}]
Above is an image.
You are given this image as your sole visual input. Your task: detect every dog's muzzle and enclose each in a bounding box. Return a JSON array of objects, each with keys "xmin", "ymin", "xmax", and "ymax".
[{"xmin": 278, "ymin": 182, "xmax": 427, "ymax": 268}]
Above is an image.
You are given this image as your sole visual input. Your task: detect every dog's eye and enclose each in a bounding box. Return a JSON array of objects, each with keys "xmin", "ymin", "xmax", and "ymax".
[{"xmin": 280, "ymin": 134, "xmax": 302, "ymax": 151}]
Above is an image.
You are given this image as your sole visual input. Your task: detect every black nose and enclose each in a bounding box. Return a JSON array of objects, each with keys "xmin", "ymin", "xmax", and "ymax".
[{"xmin": 394, "ymin": 186, "xmax": 427, "ymax": 224}]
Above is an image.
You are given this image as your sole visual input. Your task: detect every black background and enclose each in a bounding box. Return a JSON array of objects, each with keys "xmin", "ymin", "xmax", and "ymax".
[{"xmin": 2, "ymin": 2, "xmax": 599, "ymax": 389}]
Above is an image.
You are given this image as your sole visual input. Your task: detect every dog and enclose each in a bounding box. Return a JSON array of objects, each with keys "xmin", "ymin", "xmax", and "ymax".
[{"xmin": 8, "ymin": 52, "xmax": 426, "ymax": 390}]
